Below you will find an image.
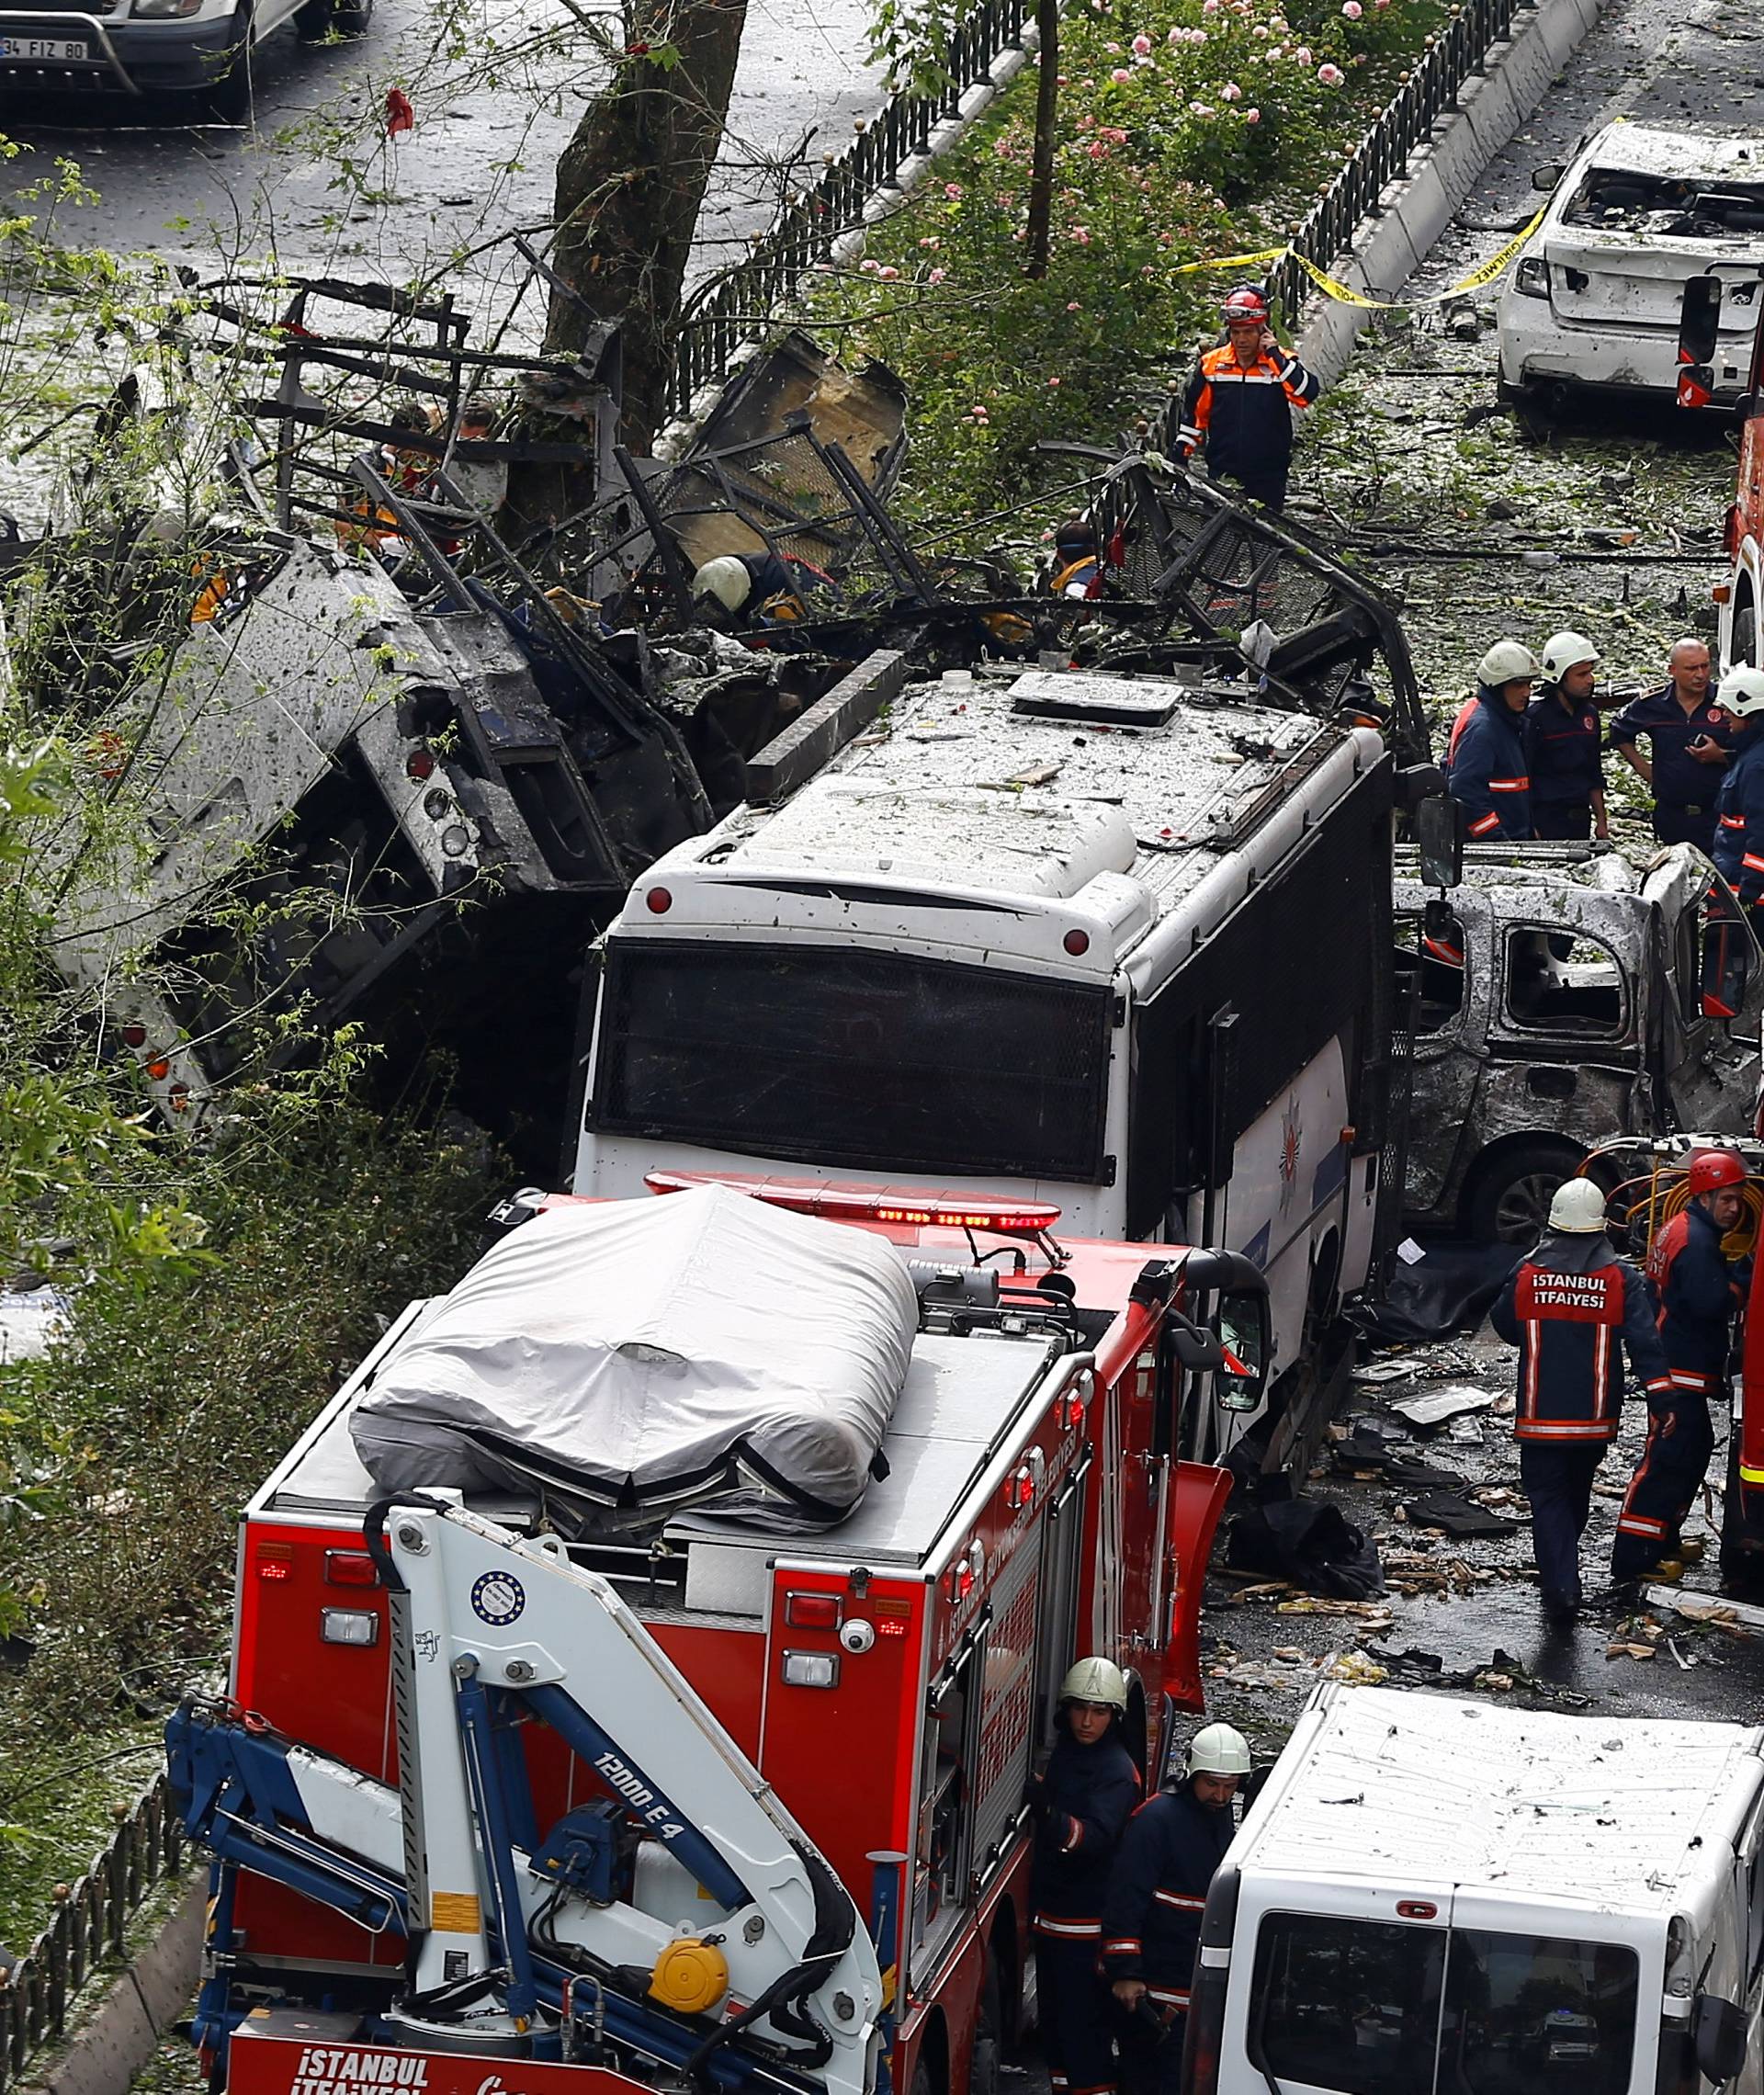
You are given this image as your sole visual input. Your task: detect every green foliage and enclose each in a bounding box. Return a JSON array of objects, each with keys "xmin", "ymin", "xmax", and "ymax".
[{"xmin": 804, "ymin": 0, "xmax": 1444, "ymax": 523}]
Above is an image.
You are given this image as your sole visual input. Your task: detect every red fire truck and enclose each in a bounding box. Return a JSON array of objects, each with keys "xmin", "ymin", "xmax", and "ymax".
[
  {"xmin": 1678, "ymin": 274, "xmax": 1763, "ymax": 674},
  {"xmin": 198, "ymin": 1181, "xmax": 1266, "ymax": 2095}
]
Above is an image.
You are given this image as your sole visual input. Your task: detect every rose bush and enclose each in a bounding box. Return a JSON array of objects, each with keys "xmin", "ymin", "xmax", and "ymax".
[{"xmin": 799, "ymin": 0, "xmax": 1444, "ymax": 520}]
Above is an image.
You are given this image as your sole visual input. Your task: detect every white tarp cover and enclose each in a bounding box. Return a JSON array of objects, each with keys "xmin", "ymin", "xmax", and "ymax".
[{"xmin": 349, "ymin": 1183, "xmax": 919, "ymax": 1534}]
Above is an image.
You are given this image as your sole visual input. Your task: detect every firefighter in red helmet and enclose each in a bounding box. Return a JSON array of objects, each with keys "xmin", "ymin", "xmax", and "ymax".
[
  {"xmin": 1172, "ymin": 287, "xmax": 1319, "ymax": 512},
  {"xmin": 1611, "ymin": 1148, "xmax": 1750, "ymax": 1588}
]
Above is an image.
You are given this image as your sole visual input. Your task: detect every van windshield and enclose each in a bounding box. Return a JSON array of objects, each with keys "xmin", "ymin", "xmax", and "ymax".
[
  {"xmin": 1250, "ymin": 1911, "xmax": 1638, "ymax": 2095},
  {"xmin": 591, "ymin": 938, "xmax": 1113, "ymax": 1183}
]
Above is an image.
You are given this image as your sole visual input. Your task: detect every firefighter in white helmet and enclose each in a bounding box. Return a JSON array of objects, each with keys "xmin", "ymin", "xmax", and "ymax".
[
  {"xmin": 1029, "ymin": 1659, "xmax": 1141, "ymax": 2095},
  {"xmin": 1712, "ymin": 665, "xmax": 1764, "ymax": 945},
  {"xmin": 1526, "ymin": 631, "xmax": 1608, "ymax": 841},
  {"xmin": 1443, "ymin": 640, "xmax": 1538, "ymax": 841},
  {"xmin": 1100, "ymin": 1723, "xmax": 1250, "ymax": 2093},
  {"xmin": 689, "ymin": 549, "xmax": 837, "ymax": 647}
]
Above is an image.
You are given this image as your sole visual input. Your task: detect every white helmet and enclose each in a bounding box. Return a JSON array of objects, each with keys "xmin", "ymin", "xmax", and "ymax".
[
  {"xmin": 1721, "ymin": 664, "xmax": 1764, "ymax": 718},
  {"xmin": 1059, "ymin": 1657, "xmax": 1128, "ymax": 1712},
  {"xmin": 1187, "ymin": 1722, "xmax": 1252, "ymax": 1777},
  {"xmin": 1476, "ymin": 639, "xmax": 1540, "ymax": 685},
  {"xmin": 692, "ymin": 555, "xmax": 752, "ymax": 614},
  {"xmin": 1540, "ymin": 630, "xmax": 1601, "ymax": 681},
  {"xmin": 1547, "ymin": 1178, "xmax": 1608, "ymax": 1234}
]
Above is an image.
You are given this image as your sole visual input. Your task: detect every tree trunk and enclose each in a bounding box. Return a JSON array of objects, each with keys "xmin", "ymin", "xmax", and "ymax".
[
  {"xmin": 1023, "ymin": 0, "xmax": 1058, "ymax": 278},
  {"xmin": 547, "ymin": 0, "xmax": 751, "ymax": 452}
]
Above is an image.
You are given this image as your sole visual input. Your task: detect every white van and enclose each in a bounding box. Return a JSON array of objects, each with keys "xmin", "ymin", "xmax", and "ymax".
[{"xmin": 1185, "ymin": 1682, "xmax": 1763, "ymax": 2094}]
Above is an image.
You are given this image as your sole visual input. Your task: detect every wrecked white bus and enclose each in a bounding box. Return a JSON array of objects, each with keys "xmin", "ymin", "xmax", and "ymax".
[{"xmin": 571, "ymin": 655, "xmax": 1413, "ymax": 1475}]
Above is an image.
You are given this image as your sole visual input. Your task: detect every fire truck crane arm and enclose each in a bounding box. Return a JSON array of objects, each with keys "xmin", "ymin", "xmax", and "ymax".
[{"xmin": 166, "ymin": 1496, "xmax": 883, "ymax": 2095}]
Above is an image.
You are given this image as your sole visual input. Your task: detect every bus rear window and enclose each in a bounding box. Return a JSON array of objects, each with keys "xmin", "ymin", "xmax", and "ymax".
[
  {"xmin": 1250, "ymin": 1912, "xmax": 1637, "ymax": 2095},
  {"xmin": 592, "ymin": 940, "xmax": 1112, "ymax": 1183}
]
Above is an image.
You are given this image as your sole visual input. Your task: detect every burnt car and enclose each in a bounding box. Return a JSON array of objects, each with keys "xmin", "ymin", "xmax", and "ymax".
[{"xmin": 1395, "ymin": 840, "xmax": 1764, "ymax": 1240}]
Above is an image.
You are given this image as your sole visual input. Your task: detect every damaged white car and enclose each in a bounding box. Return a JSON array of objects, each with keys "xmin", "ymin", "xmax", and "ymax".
[{"xmin": 1498, "ymin": 121, "xmax": 1764, "ymax": 411}]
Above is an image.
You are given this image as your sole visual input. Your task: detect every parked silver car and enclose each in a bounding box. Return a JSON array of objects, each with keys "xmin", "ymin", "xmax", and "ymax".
[{"xmin": 1395, "ymin": 842, "xmax": 1764, "ymax": 1240}]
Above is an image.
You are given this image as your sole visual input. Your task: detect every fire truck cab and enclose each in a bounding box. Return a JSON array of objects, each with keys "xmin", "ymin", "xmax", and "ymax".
[{"xmin": 213, "ymin": 1186, "xmax": 1261, "ymax": 2095}]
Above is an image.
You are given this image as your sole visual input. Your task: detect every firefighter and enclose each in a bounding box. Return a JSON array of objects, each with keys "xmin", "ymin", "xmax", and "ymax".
[
  {"xmin": 1611, "ymin": 1149, "xmax": 1751, "ymax": 1589},
  {"xmin": 1525, "ymin": 631, "xmax": 1609, "ymax": 841},
  {"xmin": 1610, "ymin": 638, "xmax": 1731, "ymax": 855},
  {"xmin": 1048, "ymin": 521, "xmax": 1105, "ymax": 601},
  {"xmin": 691, "ymin": 550, "xmax": 837, "ymax": 645},
  {"xmin": 1490, "ymin": 1178, "xmax": 1672, "ymax": 1625},
  {"xmin": 1443, "ymin": 640, "xmax": 1536, "ymax": 841},
  {"xmin": 1029, "ymin": 1657, "xmax": 1142, "ymax": 2095},
  {"xmin": 1710, "ymin": 666, "xmax": 1764, "ymax": 944},
  {"xmin": 1100, "ymin": 1723, "xmax": 1249, "ymax": 2095},
  {"xmin": 1172, "ymin": 287, "xmax": 1319, "ymax": 512}
]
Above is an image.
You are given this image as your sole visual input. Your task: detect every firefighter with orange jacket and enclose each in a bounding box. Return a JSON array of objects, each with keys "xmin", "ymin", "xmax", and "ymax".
[
  {"xmin": 1490, "ymin": 1178, "xmax": 1672, "ymax": 1625},
  {"xmin": 1172, "ymin": 287, "xmax": 1318, "ymax": 511},
  {"xmin": 1611, "ymin": 1149, "xmax": 1749, "ymax": 1586},
  {"xmin": 1029, "ymin": 1658, "xmax": 1142, "ymax": 2095},
  {"xmin": 1100, "ymin": 1725, "xmax": 1248, "ymax": 2095},
  {"xmin": 1443, "ymin": 640, "xmax": 1537, "ymax": 842}
]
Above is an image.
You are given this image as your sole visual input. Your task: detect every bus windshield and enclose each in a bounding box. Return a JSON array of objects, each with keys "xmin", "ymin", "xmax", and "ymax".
[
  {"xmin": 590, "ymin": 939, "xmax": 1113, "ymax": 1183},
  {"xmin": 1250, "ymin": 1911, "xmax": 1638, "ymax": 2095}
]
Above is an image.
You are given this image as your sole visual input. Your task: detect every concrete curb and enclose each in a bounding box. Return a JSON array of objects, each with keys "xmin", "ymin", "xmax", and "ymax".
[
  {"xmin": 21, "ymin": 1876, "xmax": 205, "ymax": 2095},
  {"xmin": 1294, "ymin": 0, "xmax": 1605, "ymax": 384}
]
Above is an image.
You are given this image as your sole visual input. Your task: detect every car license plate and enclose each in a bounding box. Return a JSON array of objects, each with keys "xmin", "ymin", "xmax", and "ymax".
[{"xmin": 0, "ymin": 36, "xmax": 89, "ymax": 59}]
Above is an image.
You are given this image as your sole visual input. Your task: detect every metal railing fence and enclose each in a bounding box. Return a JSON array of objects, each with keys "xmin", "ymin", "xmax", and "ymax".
[
  {"xmin": 0, "ymin": 1775, "xmax": 187, "ymax": 2094},
  {"xmin": 670, "ymin": 0, "xmax": 1536, "ymax": 415}
]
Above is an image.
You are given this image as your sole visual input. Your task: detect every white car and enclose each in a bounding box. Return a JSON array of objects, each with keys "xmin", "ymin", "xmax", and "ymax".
[
  {"xmin": 0, "ymin": 0, "xmax": 370, "ymax": 118},
  {"xmin": 1497, "ymin": 121, "xmax": 1764, "ymax": 410}
]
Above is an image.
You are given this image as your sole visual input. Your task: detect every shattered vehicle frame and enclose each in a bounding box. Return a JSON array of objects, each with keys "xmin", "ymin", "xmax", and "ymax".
[{"xmin": 1394, "ymin": 840, "xmax": 1764, "ymax": 1240}]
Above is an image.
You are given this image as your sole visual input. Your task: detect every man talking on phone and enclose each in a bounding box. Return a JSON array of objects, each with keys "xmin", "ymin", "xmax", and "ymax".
[
  {"xmin": 1610, "ymin": 639, "xmax": 1730, "ymax": 855},
  {"xmin": 1172, "ymin": 287, "xmax": 1319, "ymax": 513}
]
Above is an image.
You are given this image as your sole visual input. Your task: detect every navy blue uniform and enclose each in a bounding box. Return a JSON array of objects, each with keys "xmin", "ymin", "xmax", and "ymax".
[
  {"xmin": 1101, "ymin": 1786, "xmax": 1236, "ymax": 2095},
  {"xmin": 1713, "ymin": 729, "xmax": 1764, "ymax": 927},
  {"xmin": 1609, "ymin": 684, "xmax": 1731, "ymax": 855},
  {"xmin": 1612, "ymin": 1202, "xmax": 1740, "ymax": 1579},
  {"xmin": 1445, "ymin": 688, "xmax": 1532, "ymax": 841},
  {"xmin": 1031, "ymin": 1729, "xmax": 1142, "ymax": 2095},
  {"xmin": 1493, "ymin": 1232, "xmax": 1670, "ymax": 1613},
  {"xmin": 1524, "ymin": 686, "xmax": 1603, "ymax": 841},
  {"xmin": 1175, "ymin": 344, "xmax": 1318, "ymax": 510}
]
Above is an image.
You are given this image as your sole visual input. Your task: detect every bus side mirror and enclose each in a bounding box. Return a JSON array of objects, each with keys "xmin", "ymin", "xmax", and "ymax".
[
  {"xmin": 1692, "ymin": 1994, "xmax": 1747, "ymax": 2084},
  {"xmin": 1215, "ymin": 1288, "xmax": 1270, "ymax": 1414},
  {"xmin": 1416, "ymin": 794, "xmax": 1464, "ymax": 890}
]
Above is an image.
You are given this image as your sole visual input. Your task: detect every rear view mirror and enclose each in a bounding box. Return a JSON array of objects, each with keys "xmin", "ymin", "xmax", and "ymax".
[
  {"xmin": 1679, "ymin": 275, "xmax": 1724, "ymax": 368},
  {"xmin": 1531, "ymin": 164, "xmax": 1565, "ymax": 192},
  {"xmin": 1416, "ymin": 794, "xmax": 1464, "ymax": 890},
  {"xmin": 1692, "ymin": 1994, "xmax": 1747, "ymax": 2085},
  {"xmin": 1215, "ymin": 1290, "xmax": 1270, "ymax": 1414}
]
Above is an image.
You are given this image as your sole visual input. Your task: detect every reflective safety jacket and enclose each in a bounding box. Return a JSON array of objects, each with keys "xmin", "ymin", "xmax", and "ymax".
[
  {"xmin": 1029, "ymin": 1729, "xmax": 1142, "ymax": 1941},
  {"xmin": 1524, "ymin": 686, "xmax": 1603, "ymax": 813},
  {"xmin": 1100, "ymin": 1785, "xmax": 1236, "ymax": 2013},
  {"xmin": 1444, "ymin": 686, "xmax": 1532, "ymax": 840},
  {"xmin": 1491, "ymin": 1232, "xmax": 1671, "ymax": 1442},
  {"xmin": 1647, "ymin": 1200, "xmax": 1743, "ymax": 1395},
  {"xmin": 1713, "ymin": 730, "xmax": 1764, "ymax": 906},
  {"xmin": 1609, "ymin": 685, "xmax": 1732, "ymax": 816},
  {"xmin": 1175, "ymin": 344, "xmax": 1318, "ymax": 476}
]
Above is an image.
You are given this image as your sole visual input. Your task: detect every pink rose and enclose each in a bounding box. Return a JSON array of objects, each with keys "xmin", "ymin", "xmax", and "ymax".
[
  {"xmin": 1342, "ymin": 1, "xmax": 1362, "ymax": 14},
  {"xmin": 1110, "ymin": 65, "xmax": 1132, "ymax": 80},
  {"xmin": 1189, "ymin": 99, "xmax": 1216, "ymax": 114},
  {"xmin": 1131, "ymin": 30, "xmax": 1152, "ymax": 51},
  {"xmin": 1245, "ymin": 105, "xmax": 1261, "ymax": 119},
  {"xmin": 859, "ymin": 257, "xmax": 880, "ymax": 273},
  {"xmin": 1222, "ymin": 80, "xmax": 1241, "ymax": 98},
  {"xmin": 1047, "ymin": 377, "xmax": 1061, "ymax": 386},
  {"xmin": 1293, "ymin": 43, "xmax": 1312, "ymax": 60},
  {"xmin": 1317, "ymin": 60, "xmax": 1344, "ymax": 81},
  {"xmin": 928, "ymin": 266, "xmax": 946, "ymax": 283},
  {"xmin": 944, "ymin": 181, "xmax": 964, "ymax": 198},
  {"xmin": 1069, "ymin": 224, "xmax": 1091, "ymax": 243},
  {"xmin": 1067, "ymin": 300, "xmax": 1081, "ymax": 310}
]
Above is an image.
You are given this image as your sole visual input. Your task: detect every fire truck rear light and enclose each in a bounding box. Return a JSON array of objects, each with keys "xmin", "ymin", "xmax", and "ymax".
[
  {"xmin": 1063, "ymin": 928, "xmax": 1090, "ymax": 957},
  {"xmin": 256, "ymin": 1544, "xmax": 293, "ymax": 1580},
  {"xmin": 1713, "ymin": 583, "xmax": 1732, "ymax": 605},
  {"xmin": 324, "ymin": 1551, "xmax": 379, "ymax": 1588},
  {"xmin": 147, "ymin": 1059, "xmax": 171, "ymax": 1081},
  {"xmin": 643, "ymin": 1172, "xmax": 1060, "ymax": 1236},
  {"xmin": 784, "ymin": 1592, "xmax": 840, "ymax": 1628},
  {"xmin": 321, "ymin": 1609, "xmax": 379, "ymax": 1648},
  {"xmin": 406, "ymin": 748, "xmax": 436, "ymax": 780},
  {"xmin": 122, "ymin": 1024, "xmax": 147, "ymax": 1048},
  {"xmin": 876, "ymin": 1616, "xmax": 908, "ymax": 1636},
  {"xmin": 781, "ymin": 1650, "xmax": 841, "ymax": 1688},
  {"xmin": 646, "ymin": 887, "xmax": 673, "ymax": 913},
  {"xmin": 168, "ymin": 1084, "xmax": 191, "ymax": 1111},
  {"xmin": 1396, "ymin": 1899, "xmax": 1437, "ymax": 1920}
]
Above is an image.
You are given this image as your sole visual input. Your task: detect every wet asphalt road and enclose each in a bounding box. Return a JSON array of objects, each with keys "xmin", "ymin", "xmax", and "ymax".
[{"xmin": 0, "ymin": 0, "xmax": 882, "ymax": 287}]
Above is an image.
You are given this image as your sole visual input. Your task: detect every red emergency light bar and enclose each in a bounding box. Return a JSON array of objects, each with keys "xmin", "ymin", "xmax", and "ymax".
[{"xmin": 642, "ymin": 1170, "xmax": 1062, "ymax": 1238}]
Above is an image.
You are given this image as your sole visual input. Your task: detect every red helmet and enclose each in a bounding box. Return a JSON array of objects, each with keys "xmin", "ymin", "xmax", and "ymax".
[
  {"xmin": 1685, "ymin": 1148, "xmax": 1749, "ymax": 1195},
  {"xmin": 1221, "ymin": 286, "xmax": 1271, "ymax": 326}
]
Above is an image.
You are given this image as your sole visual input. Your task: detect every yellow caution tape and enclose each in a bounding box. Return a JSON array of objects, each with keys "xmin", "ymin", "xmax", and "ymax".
[{"xmin": 1171, "ymin": 203, "xmax": 1547, "ymax": 309}]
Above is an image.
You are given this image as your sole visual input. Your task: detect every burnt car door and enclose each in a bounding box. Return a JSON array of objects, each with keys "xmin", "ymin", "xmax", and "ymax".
[{"xmin": 1647, "ymin": 855, "xmax": 1763, "ymax": 1133}]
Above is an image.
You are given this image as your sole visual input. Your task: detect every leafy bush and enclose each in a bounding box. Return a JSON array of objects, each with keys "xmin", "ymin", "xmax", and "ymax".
[{"xmin": 801, "ymin": 0, "xmax": 1444, "ymax": 522}]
